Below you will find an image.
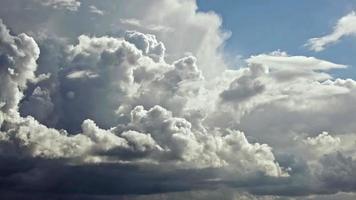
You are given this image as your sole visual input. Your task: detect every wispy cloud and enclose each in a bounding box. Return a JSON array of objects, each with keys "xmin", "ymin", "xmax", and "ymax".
[
  {"xmin": 120, "ymin": 18, "xmax": 173, "ymax": 32},
  {"xmin": 89, "ymin": 5, "xmax": 104, "ymax": 15},
  {"xmin": 34, "ymin": 0, "xmax": 81, "ymax": 11},
  {"xmin": 305, "ymin": 11, "xmax": 356, "ymax": 52}
]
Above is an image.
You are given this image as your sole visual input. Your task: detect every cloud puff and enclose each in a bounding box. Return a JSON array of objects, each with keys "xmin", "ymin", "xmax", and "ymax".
[
  {"xmin": 302, "ymin": 132, "xmax": 341, "ymax": 155},
  {"xmin": 305, "ymin": 11, "xmax": 356, "ymax": 52},
  {"xmin": 124, "ymin": 31, "xmax": 166, "ymax": 62}
]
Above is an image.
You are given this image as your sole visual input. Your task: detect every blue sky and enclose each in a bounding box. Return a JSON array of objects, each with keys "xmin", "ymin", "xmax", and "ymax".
[{"xmin": 197, "ymin": 0, "xmax": 356, "ymax": 78}]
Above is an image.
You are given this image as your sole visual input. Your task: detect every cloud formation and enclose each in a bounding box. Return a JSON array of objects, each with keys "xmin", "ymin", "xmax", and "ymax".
[
  {"xmin": 0, "ymin": 18, "xmax": 286, "ymax": 197},
  {"xmin": 0, "ymin": 0, "xmax": 356, "ymax": 199},
  {"xmin": 34, "ymin": 0, "xmax": 81, "ymax": 11},
  {"xmin": 306, "ymin": 11, "xmax": 356, "ymax": 52}
]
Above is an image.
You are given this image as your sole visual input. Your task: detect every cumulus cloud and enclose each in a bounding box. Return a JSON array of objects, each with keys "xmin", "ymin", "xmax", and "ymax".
[
  {"xmin": 124, "ymin": 31, "xmax": 166, "ymax": 62},
  {"xmin": 0, "ymin": 0, "xmax": 229, "ymax": 78},
  {"xmin": 302, "ymin": 132, "xmax": 341, "ymax": 155},
  {"xmin": 0, "ymin": 19, "xmax": 291, "ymax": 198},
  {"xmin": 0, "ymin": 19, "xmax": 40, "ymax": 120},
  {"xmin": 112, "ymin": 0, "xmax": 230, "ymax": 78},
  {"xmin": 306, "ymin": 11, "xmax": 356, "ymax": 52},
  {"xmin": 0, "ymin": 1, "xmax": 356, "ymax": 199}
]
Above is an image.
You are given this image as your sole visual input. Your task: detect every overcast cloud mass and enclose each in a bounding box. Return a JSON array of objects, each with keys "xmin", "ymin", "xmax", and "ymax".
[{"xmin": 0, "ymin": 0, "xmax": 355, "ymax": 199}]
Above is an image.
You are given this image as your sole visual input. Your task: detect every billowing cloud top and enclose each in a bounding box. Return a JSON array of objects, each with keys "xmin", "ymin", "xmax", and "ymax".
[{"xmin": 0, "ymin": 1, "xmax": 356, "ymax": 200}]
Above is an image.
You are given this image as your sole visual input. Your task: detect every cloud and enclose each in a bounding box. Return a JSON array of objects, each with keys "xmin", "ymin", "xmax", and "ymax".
[
  {"xmin": 246, "ymin": 51, "xmax": 346, "ymax": 71},
  {"xmin": 0, "ymin": 19, "xmax": 40, "ymax": 120},
  {"xmin": 89, "ymin": 5, "xmax": 104, "ymax": 16},
  {"xmin": 220, "ymin": 63, "xmax": 267, "ymax": 103},
  {"xmin": 0, "ymin": 1, "xmax": 356, "ymax": 199},
  {"xmin": 124, "ymin": 31, "xmax": 166, "ymax": 62},
  {"xmin": 34, "ymin": 0, "xmax": 81, "ymax": 11},
  {"xmin": 120, "ymin": 18, "xmax": 173, "ymax": 33},
  {"xmin": 0, "ymin": 0, "xmax": 230, "ymax": 78},
  {"xmin": 302, "ymin": 132, "xmax": 341, "ymax": 155},
  {"xmin": 0, "ymin": 20, "xmax": 290, "ymax": 198},
  {"xmin": 305, "ymin": 11, "xmax": 356, "ymax": 52}
]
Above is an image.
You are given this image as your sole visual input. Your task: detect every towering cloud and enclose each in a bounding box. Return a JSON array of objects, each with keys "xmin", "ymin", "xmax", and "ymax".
[
  {"xmin": 0, "ymin": 19, "xmax": 287, "ymax": 198},
  {"xmin": 0, "ymin": 19, "xmax": 39, "ymax": 122},
  {"xmin": 0, "ymin": 1, "xmax": 356, "ymax": 199}
]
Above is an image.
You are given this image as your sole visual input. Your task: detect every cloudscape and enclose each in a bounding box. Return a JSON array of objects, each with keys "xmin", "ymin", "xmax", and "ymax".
[{"xmin": 0, "ymin": 0, "xmax": 356, "ymax": 199}]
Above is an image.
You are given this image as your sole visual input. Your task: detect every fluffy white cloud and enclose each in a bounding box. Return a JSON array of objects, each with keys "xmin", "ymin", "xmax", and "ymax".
[
  {"xmin": 302, "ymin": 132, "xmax": 341, "ymax": 155},
  {"xmin": 0, "ymin": 1, "xmax": 356, "ymax": 198},
  {"xmin": 306, "ymin": 11, "xmax": 356, "ymax": 52},
  {"xmin": 124, "ymin": 31, "xmax": 166, "ymax": 62},
  {"xmin": 115, "ymin": 0, "xmax": 229, "ymax": 78},
  {"xmin": 0, "ymin": 19, "xmax": 40, "ymax": 121},
  {"xmin": 0, "ymin": 0, "xmax": 229, "ymax": 79},
  {"xmin": 0, "ymin": 116, "xmax": 93, "ymax": 159},
  {"xmin": 119, "ymin": 105, "xmax": 285, "ymax": 176},
  {"xmin": 0, "ymin": 22, "xmax": 285, "ymax": 181}
]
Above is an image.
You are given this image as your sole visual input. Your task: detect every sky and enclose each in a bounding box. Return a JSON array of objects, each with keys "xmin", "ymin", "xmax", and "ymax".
[
  {"xmin": 0, "ymin": 0, "xmax": 356, "ymax": 199},
  {"xmin": 198, "ymin": 0, "xmax": 356, "ymax": 78}
]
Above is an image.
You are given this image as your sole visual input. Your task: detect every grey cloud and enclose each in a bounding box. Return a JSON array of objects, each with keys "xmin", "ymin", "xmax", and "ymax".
[
  {"xmin": 220, "ymin": 64, "xmax": 267, "ymax": 103},
  {"xmin": 317, "ymin": 153, "xmax": 356, "ymax": 193},
  {"xmin": 20, "ymin": 87, "xmax": 54, "ymax": 123},
  {"xmin": 124, "ymin": 31, "xmax": 166, "ymax": 62}
]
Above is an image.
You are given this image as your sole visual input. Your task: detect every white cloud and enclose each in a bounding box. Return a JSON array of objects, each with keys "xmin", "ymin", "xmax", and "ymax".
[
  {"xmin": 115, "ymin": 0, "xmax": 229, "ymax": 78},
  {"xmin": 34, "ymin": 0, "xmax": 81, "ymax": 11},
  {"xmin": 120, "ymin": 18, "xmax": 173, "ymax": 33},
  {"xmin": 246, "ymin": 51, "xmax": 346, "ymax": 71},
  {"xmin": 306, "ymin": 11, "xmax": 356, "ymax": 52},
  {"xmin": 0, "ymin": 19, "xmax": 39, "ymax": 120},
  {"xmin": 89, "ymin": 5, "xmax": 104, "ymax": 16},
  {"xmin": 0, "ymin": 23, "xmax": 286, "ymax": 179},
  {"xmin": 1, "ymin": 1, "xmax": 356, "ymax": 197},
  {"xmin": 124, "ymin": 31, "xmax": 166, "ymax": 62}
]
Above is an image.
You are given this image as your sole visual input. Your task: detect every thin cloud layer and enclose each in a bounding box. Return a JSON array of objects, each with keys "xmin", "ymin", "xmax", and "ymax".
[{"xmin": 34, "ymin": 0, "xmax": 81, "ymax": 11}]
